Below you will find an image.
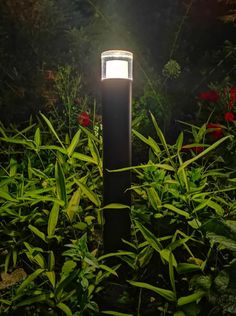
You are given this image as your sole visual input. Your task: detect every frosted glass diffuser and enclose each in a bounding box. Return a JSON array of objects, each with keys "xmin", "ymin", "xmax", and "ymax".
[{"xmin": 101, "ymin": 50, "xmax": 133, "ymax": 80}]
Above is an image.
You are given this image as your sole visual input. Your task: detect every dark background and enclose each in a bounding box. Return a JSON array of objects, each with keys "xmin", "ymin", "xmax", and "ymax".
[{"xmin": 0, "ymin": 0, "xmax": 235, "ymax": 128}]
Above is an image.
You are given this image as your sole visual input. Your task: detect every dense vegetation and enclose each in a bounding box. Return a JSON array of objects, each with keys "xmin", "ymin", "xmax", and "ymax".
[{"xmin": 0, "ymin": 0, "xmax": 236, "ymax": 315}]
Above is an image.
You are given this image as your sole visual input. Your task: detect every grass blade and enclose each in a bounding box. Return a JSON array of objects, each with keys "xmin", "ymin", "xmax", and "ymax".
[
  {"xmin": 40, "ymin": 113, "xmax": 65, "ymax": 149},
  {"xmin": 55, "ymin": 161, "xmax": 67, "ymax": 206}
]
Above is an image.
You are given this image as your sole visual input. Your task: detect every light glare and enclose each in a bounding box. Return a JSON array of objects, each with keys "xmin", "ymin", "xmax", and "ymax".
[{"xmin": 106, "ymin": 60, "xmax": 128, "ymax": 79}]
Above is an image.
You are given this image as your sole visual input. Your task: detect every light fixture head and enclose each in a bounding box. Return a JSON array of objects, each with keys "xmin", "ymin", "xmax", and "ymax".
[{"xmin": 101, "ymin": 50, "xmax": 133, "ymax": 80}]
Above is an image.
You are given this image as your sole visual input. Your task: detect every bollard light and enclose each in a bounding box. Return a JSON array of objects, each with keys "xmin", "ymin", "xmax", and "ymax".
[{"xmin": 101, "ymin": 50, "xmax": 133, "ymax": 252}]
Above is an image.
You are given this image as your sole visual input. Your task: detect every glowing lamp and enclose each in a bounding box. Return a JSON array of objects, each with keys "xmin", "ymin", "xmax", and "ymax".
[{"xmin": 101, "ymin": 50, "xmax": 133, "ymax": 80}]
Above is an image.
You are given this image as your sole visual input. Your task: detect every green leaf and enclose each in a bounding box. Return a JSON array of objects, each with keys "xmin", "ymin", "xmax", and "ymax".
[
  {"xmin": 98, "ymin": 251, "xmax": 135, "ymax": 261},
  {"xmin": 99, "ymin": 264, "xmax": 118, "ymax": 277},
  {"xmin": 160, "ymin": 249, "xmax": 177, "ymax": 267},
  {"xmin": 206, "ymin": 200, "xmax": 224, "ymax": 216},
  {"xmin": 188, "ymin": 218, "xmax": 201, "ymax": 229},
  {"xmin": 12, "ymin": 249, "xmax": 17, "ymax": 267},
  {"xmin": 0, "ymin": 137, "xmax": 34, "ymax": 149},
  {"xmin": 177, "ymin": 291, "xmax": 205, "ymax": 306},
  {"xmin": 129, "ymin": 280, "xmax": 176, "ymax": 302},
  {"xmin": 0, "ymin": 299, "xmax": 11, "ymax": 305},
  {"xmin": 28, "ymin": 225, "xmax": 46, "ymax": 243},
  {"xmin": 40, "ymin": 113, "xmax": 65, "ymax": 148},
  {"xmin": 24, "ymin": 242, "xmax": 45, "ymax": 269},
  {"xmin": 47, "ymin": 202, "xmax": 60, "ymax": 237},
  {"xmin": 88, "ymin": 137, "xmax": 102, "ymax": 175},
  {"xmin": 110, "ymin": 163, "xmax": 174, "ymax": 172},
  {"xmin": 133, "ymin": 129, "xmax": 151, "ymax": 146},
  {"xmin": 176, "ymin": 263, "xmax": 202, "ymax": 274},
  {"xmin": 75, "ymin": 179, "xmax": 100, "ymax": 207},
  {"xmin": 10, "ymin": 158, "xmax": 17, "ymax": 177},
  {"xmin": 197, "ymin": 124, "xmax": 206, "ymax": 142},
  {"xmin": 72, "ymin": 152, "xmax": 97, "ymax": 164},
  {"xmin": 101, "ymin": 203, "xmax": 130, "ymax": 210},
  {"xmin": 16, "ymin": 269, "xmax": 45, "ymax": 294},
  {"xmin": 132, "ymin": 129, "xmax": 161, "ymax": 155},
  {"xmin": 80, "ymin": 126, "xmax": 101, "ymax": 144},
  {"xmin": 48, "ymin": 251, "xmax": 55, "ymax": 271},
  {"xmin": 34, "ymin": 127, "xmax": 41, "ymax": 147},
  {"xmin": 178, "ymin": 136, "xmax": 231, "ymax": 173},
  {"xmin": 61, "ymin": 260, "xmax": 77, "ymax": 277},
  {"xmin": 150, "ymin": 113, "xmax": 170, "ymax": 157},
  {"xmin": 40, "ymin": 145, "xmax": 67, "ymax": 154},
  {"xmin": 46, "ymin": 271, "xmax": 56, "ymax": 288},
  {"xmin": 176, "ymin": 132, "xmax": 184, "ymax": 152},
  {"xmin": 88, "ymin": 137, "xmax": 99, "ymax": 164},
  {"xmin": 147, "ymin": 187, "xmax": 162, "ymax": 210},
  {"xmin": 0, "ymin": 191, "xmax": 17, "ymax": 202},
  {"xmin": 206, "ymin": 233, "xmax": 236, "ymax": 251},
  {"xmin": 15, "ymin": 294, "xmax": 49, "ymax": 307},
  {"xmin": 135, "ymin": 221, "xmax": 162, "ymax": 253},
  {"xmin": 169, "ymin": 251, "xmax": 176, "ymax": 293},
  {"xmin": 0, "ymin": 126, "xmax": 7, "ymax": 138},
  {"xmin": 55, "ymin": 161, "xmax": 67, "ymax": 206},
  {"xmin": 67, "ymin": 129, "xmax": 81, "ymax": 157},
  {"xmin": 148, "ymin": 136, "xmax": 161, "ymax": 155},
  {"xmin": 66, "ymin": 189, "xmax": 81, "ymax": 222},
  {"xmin": 57, "ymin": 302, "xmax": 73, "ymax": 316},
  {"xmin": 163, "ymin": 204, "xmax": 190, "ymax": 219}
]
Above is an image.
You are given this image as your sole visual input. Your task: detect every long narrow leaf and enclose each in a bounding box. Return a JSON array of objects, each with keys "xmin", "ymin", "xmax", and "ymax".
[
  {"xmin": 55, "ymin": 161, "xmax": 67, "ymax": 206},
  {"xmin": 67, "ymin": 129, "xmax": 81, "ymax": 157},
  {"xmin": 28, "ymin": 225, "xmax": 46, "ymax": 243},
  {"xmin": 40, "ymin": 113, "xmax": 65, "ymax": 149},
  {"xmin": 163, "ymin": 204, "xmax": 190, "ymax": 219},
  {"xmin": 177, "ymin": 291, "xmax": 205, "ymax": 306},
  {"xmin": 135, "ymin": 221, "xmax": 162, "ymax": 253},
  {"xmin": 34, "ymin": 127, "xmax": 41, "ymax": 147},
  {"xmin": 178, "ymin": 136, "xmax": 231, "ymax": 173},
  {"xmin": 15, "ymin": 294, "xmax": 49, "ymax": 307},
  {"xmin": 128, "ymin": 280, "xmax": 176, "ymax": 302},
  {"xmin": 66, "ymin": 189, "xmax": 81, "ymax": 222},
  {"xmin": 48, "ymin": 202, "xmax": 60, "ymax": 237},
  {"xmin": 109, "ymin": 163, "xmax": 174, "ymax": 172},
  {"xmin": 75, "ymin": 179, "xmax": 100, "ymax": 207},
  {"xmin": 57, "ymin": 302, "xmax": 73, "ymax": 316},
  {"xmin": 16, "ymin": 269, "xmax": 44, "ymax": 295}
]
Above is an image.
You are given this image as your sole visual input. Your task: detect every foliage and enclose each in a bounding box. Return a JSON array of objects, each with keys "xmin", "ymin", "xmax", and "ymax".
[
  {"xmin": 0, "ymin": 114, "xmax": 110, "ymax": 315},
  {"xmin": 100, "ymin": 114, "xmax": 236, "ymax": 315},
  {"xmin": 195, "ymin": 81, "xmax": 236, "ymax": 168},
  {"xmin": 0, "ymin": 111, "xmax": 236, "ymax": 315}
]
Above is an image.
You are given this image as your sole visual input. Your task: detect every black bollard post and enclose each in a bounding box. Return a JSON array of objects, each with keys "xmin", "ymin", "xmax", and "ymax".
[{"xmin": 101, "ymin": 50, "xmax": 133, "ymax": 253}]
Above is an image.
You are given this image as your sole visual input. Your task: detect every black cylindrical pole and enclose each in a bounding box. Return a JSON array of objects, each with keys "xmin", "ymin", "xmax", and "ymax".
[{"xmin": 102, "ymin": 78, "xmax": 132, "ymax": 252}]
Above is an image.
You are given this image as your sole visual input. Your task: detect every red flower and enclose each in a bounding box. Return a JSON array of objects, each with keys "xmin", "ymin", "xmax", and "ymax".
[
  {"xmin": 228, "ymin": 87, "xmax": 236, "ymax": 109},
  {"xmin": 198, "ymin": 90, "xmax": 220, "ymax": 103},
  {"xmin": 77, "ymin": 112, "xmax": 90, "ymax": 127},
  {"xmin": 193, "ymin": 146, "xmax": 204, "ymax": 153},
  {"xmin": 230, "ymin": 87, "xmax": 236, "ymax": 99},
  {"xmin": 207, "ymin": 123, "xmax": 223, "ymax": 139},
  {"xmin": 224, "ymin": 111, "xmax": 235, "ymax": 122}
]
